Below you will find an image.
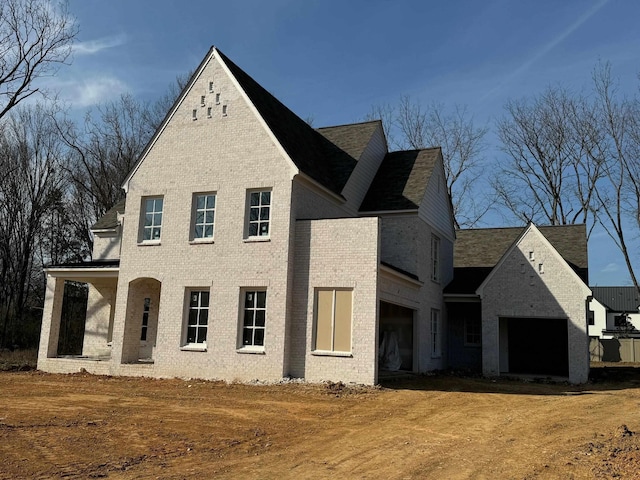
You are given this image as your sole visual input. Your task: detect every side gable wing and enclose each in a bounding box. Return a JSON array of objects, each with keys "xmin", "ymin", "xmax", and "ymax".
[{"xmin": 476, "ymin": 223, "xmax": 591, "ymax": 297}]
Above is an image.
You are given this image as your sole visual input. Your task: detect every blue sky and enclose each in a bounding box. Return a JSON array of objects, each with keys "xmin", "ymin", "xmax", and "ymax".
[{"xmin": 55, "ymin": 0, "xmax": 640, "ymax": 285}]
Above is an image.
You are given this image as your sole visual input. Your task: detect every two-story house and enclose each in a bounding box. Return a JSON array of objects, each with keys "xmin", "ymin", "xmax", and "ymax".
[{"xmin": 37, "ymin": 46, "xmax": 455, "ymax": 385}]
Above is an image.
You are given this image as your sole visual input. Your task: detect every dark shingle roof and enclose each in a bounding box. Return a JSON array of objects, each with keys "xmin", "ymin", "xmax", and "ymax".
[
  {"xmin": 217, "ymin": 49, "xmax": 359, "ymax": 195},
  {"xmin": 46, "ymin": 259, "xmax": 120, "ymax": 269},
  {"xmin": 91, "ymin": 199, "xmax": 125, "ymax": 231},
  {"xmin": 592, "ymin": 286, "xmax": 640, "ymax": 312},
  {"xmin": 359, "ymin": 148, "xmax": 440, "ymax": 212},
  {"xmin": 317, "ymin": 121, "xmax": 381, "ymax": 161},
  {"xmin": 445, "ymin": 224, "xmax": 589, "ymax": 294}
]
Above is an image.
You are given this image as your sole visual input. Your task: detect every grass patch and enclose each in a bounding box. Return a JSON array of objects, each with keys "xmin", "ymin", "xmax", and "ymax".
[{"xmin": 0, "ymin": 349, "xmax": 37, "ymax": 371}]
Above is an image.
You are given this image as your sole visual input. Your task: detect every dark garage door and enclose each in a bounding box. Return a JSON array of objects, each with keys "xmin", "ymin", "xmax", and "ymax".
[{"xmin": 507, "ymin": 317, "xmax": 569, "ymax": 377}]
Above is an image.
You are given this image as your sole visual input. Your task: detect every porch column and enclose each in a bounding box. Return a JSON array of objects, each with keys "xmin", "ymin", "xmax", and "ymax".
[{"xmin": 37, "ymin": 276, "xmax": 65, "ymax": 362}]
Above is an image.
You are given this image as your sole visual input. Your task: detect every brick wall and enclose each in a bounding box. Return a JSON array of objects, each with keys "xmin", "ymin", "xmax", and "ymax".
[{"xmin": 479, "ymin": 226, "xmax": 590, "ymax": 383}]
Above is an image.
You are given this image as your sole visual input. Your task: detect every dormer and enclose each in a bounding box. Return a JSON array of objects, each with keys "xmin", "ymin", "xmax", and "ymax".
[{"xmin": 91, "ymin": 199, "xmax": 125, "ymax": 261}]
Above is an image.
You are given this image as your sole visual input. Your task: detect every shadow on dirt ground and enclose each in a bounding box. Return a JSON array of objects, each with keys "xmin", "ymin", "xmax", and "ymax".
[{"xmin": 379, "ymin": 363, "xmax": 640, "ymax": 395}]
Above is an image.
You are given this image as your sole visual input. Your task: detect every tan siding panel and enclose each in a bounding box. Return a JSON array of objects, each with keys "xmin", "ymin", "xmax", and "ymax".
[
  {"xmin": 334, "ymin": 290, "xmax": 352, "ymax": 352},
  {"xmin": 315, "ymin": 290, "xmax": 333, "ymax": 350}
]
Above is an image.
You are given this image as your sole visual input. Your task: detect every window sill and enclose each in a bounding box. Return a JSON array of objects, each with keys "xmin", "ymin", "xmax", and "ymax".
[
  {"xmin": 189, "ymin": 238, "xmax": 215, "ymax": 245},
  {"xmin": 138, "ymin": 241, "xmax": 161, "ymax": 247},
  {"xmin": 311, "ymin": 350, "xmax": 353, "ymax": 358},
  {"xmin": 243, "ymin": 237, "xmax": 271, "ymax": 243},
  {"xmin": 180, "ymin": 344, "xmax": 207, "ymax": 352},
  {"xmin": 236, "ymin": 347, "xmax": 265, "ymax": 355}
]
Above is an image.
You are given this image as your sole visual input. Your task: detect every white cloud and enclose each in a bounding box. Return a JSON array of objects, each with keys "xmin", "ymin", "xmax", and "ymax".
[
  {"xmin": 50, "ymin": 76, "xmax": 129, "ymax": 108},
  {"xmin": 73, "ymin": 77, "xmax": 129, "ymax": 107},
  {"xmin": 73, "ymin": 34, "xmax": 127, "ymax": 56},
  {"xmin": 601, "ymin": 263, "xmax": 620, "ymax": 273}
]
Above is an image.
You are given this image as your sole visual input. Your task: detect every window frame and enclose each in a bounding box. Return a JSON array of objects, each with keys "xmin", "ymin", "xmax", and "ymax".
[
  {"xmin": 238, "ymin": 288, "xmax": 267, "ymax": 351},
  {"xmin": 140, "ymin": 196, "xmax": 164, "ymax": 244},
  {"xmin": 431, "ymin": 234, "xmax": 440, "ymax": 283},
  {"xmin": 140, "ymin": 297, "xmax": 150, "ymax": 342},
  {"xmin": 312, "ymin": 288, "xmax": 353, "ymax": 355},
  {"xmin": 463, "ymin": 317, "xmax": 481, "ymax": 347},
  {"xmin": 191, "ymin": 192, "xmax": 217, "ymax": 242},
  {"xmin": 182, "ymin": 289, "xmax": 210, "ymax": 349},
  {"xmin": 431, "ymin": 308, "xmax": 441, "ymax": 358},
  {"xmin": 245, "ymin": 189, "xmax": 272, "ymax": 240}
]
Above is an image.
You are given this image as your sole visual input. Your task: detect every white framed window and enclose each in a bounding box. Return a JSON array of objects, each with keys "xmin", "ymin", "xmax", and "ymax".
[
  {"xmin": 246, "ymin": 189, "xmax": 271, "ymax": 238},
  {"xmin": 185, "ymin": 290, "xmax": 209, "ymax": 345},
  {"xmin": 431, "ymin": 235, "xmax": 440, "ymax": 283},
  {"xmin": 140, "ymin": 297, "xmax": 150, "ymax": 342},
  {"xmin": 313, "ymin": 288, "xmax": 352, "ymax": 353},
  {"xmin": 431, "ymin": 309, "xmax": 441, "ymax": 358},
  {"xmin": 141, "ymin": 196, "xmax": 163, "ymax": 242},
  {"xmin": 192, "ymin": 193, "xmax": 216, "ymax": 240},
  {"xmin": 464, "ymin": 317, "xmax": 481, "ymax": 346},
  {"xmin": 240, "ymin": 289, "xmax": 266, "ymax": 348}
]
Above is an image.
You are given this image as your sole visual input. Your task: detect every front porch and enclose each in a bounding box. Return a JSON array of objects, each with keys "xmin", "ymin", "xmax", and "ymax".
[{"xmin": 37, "ymin": 261, "xmax": 119, "ymax": 373}]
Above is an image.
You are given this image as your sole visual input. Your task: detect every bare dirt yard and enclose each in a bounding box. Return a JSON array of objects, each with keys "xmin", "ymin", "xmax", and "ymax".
[{"xmin": 1, "ymin": 367, "xmax": 640, "ymax": 479}]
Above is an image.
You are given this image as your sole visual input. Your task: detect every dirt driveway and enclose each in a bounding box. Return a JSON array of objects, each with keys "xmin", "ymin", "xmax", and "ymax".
[{"xmin": 1, "ymin": 369, "xmax": 640, "ymax": 479}]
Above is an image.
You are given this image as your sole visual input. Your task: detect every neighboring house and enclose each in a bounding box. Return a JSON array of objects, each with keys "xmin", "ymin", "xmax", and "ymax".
[
  {"xmin": 37, "ymin": 46, "xmax": 455, "ymax": 385},
  {"xmin": 589, "ymin": 287, "xmax": 640, "ymax": 339},
  {"xmin": 444, "ymin": 224, "xmax": 591, "ymax": 383},
  {"xmin": 589, "ymin": 287, "xmax": 640, "ymax": 363}
]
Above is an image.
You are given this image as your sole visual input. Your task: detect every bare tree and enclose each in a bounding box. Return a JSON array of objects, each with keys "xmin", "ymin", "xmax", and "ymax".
[
  {"xmin": 58, "ymin": 94, "xmax": 156, "ymax": 254},
  {"xmin": 494, "ymin": 86, "xmax": 603, "ymax": 234},
  {"xmin": 366, "ymin": 96, "xmax": 488, "ymax": 228},
  {"xmin": 0, "ymin": 103, "xmax": 70, "ymax": 348},
  {"xmin": 0, "ymin": 0, "xmax": 78, "ymax": 120},
  {"xmin": 144, "ymin": 71, "xmax": 192, "ymax": 132},
  {"xmin": 591, "ymin": 63, "xmax": 640, "ymax": 291}
]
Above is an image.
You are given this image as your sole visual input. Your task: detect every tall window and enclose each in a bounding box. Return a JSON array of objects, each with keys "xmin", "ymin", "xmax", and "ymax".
[
  {"xmin": 431, "ymin": 309, "xmax": 441, "ymax": 358},
  {"xmin": 314, "ymin": 289, "xmax": 352, "ymax": 353},
  {"xmin": 140, "ymin": 297, "xmax": 150, "ymax": 341},
  {"xmin": 431, "ymin": 235, "xmax": 440, "ymax": 282},
  {"xmin": 241, "ymin": 290, "xmax": 266, "ymax": 347},
  {"xmin": 186, "ymin": 290, "xmax": 209, "ymax": 345},
  {"xmin": 142, "ymin": 197, "xmax": 163, "ymax": 241},
  {"xmin": 464, "ymin": 317, "xmax": 481, "ymax": 346},
  {"xmin": 193, "ymin": 193, "xmax": 216, "ymax": 240},
  {"xmin": 247, "ymin": 190, "xmax": 271, "ymax": 237}
]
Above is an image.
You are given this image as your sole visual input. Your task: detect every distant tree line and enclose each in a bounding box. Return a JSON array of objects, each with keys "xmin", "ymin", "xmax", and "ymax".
[{"xmin": 2, "ymin": 0, "xmax": 640, "ymax": 349}]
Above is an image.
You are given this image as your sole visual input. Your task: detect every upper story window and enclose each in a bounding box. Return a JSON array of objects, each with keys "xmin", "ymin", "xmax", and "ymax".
[
  {"xmin": 431, "ymin": 234, "xmax": 440, "ymax": 283},
  {"xmin": 193, "ymin": 193, "xmax": 216, "ymax": 240},
  {"xmin": 247, "ymin": 189, "xmax": 271, "ymax": 238},
  {"xmin": 141, "ymin": 197, "xmax": 163, "ymax": 242}
]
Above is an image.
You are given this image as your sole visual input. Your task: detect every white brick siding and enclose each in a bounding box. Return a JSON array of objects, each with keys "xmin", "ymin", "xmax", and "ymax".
[{"xmin": 479, "ymin": 225, "xmax": 590, "ymax": 383}]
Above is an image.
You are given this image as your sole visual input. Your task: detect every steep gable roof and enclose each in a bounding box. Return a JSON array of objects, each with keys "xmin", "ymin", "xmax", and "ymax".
[
  {"xmin": 592, "ymin": 286, "xmax": 640, "ymax": 312},
  {"xmin": 217, "ymin": 49, "xmax": 358, "ymax": 195},
  {"xmin": 316, "ymin": 120, "xmax": 382, "ymax": 161},
  {"xmin": 123, "ymin": 46, "xmax": 367, "ymax": 197},
  {"xmin": 445, "ymin": 224, "xmax": 589, "ymax": 294},
  {"xmin": 359, "ymin": 148, "xmax": 440, "ymax": 212}
]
